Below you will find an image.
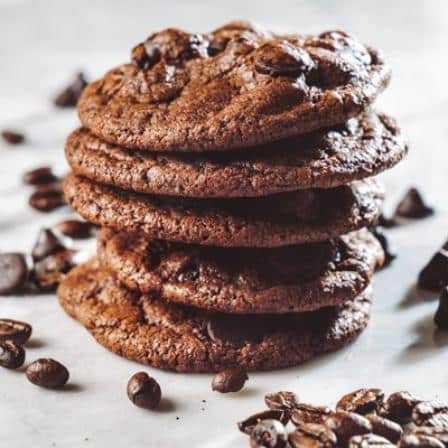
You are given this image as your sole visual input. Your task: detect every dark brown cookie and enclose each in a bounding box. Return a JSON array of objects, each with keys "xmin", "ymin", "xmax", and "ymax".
[
  {"xmin": 57, "ymin": 258, "xmax": 372, "ymax": 372},
  {"xmin": 64, "ymin": 174, "xmax": 384, "ymax": 248},
  {"xmin": 66, "ymin": 111, "xmax": 406, "ymax": 198},
  {"xmin": 97, "ymin": 228, "xmax": 384, "ymax": 314},
  {"xmin": 78, "ymin": 22, "xmax": 390, "ymax": 152}
]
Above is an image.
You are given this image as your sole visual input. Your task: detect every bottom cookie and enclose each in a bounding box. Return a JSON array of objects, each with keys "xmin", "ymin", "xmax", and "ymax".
[{"xmin": 57, "ymin": 259, "xmax": 372, "ymax": 373}]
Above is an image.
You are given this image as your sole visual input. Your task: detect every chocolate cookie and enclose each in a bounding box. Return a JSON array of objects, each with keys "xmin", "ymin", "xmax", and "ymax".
[
  {"xmin": 66, "ymin": 112, "xmax": 407, "ymax": 198},
  {"xmin": 78, "ymin": 22, "xmax": 391, "ymax": 152},
  {"xmin": 97, "ymin": 228, "xmax": 384, "ymax": 314},
  {"xmin": 57, "ymin": 258, "xmax": 372, "ymax": 372},
  {"xmin": 64, "ymin": 174, "xmax": 384, "ymax": 248}
]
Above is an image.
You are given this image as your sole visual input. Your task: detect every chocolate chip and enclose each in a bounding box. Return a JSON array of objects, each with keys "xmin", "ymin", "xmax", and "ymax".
[
  {"xmin": 127, "ymin": 372, "xmax": 161, "ymax": 410},
  {"xmin": 336, "ymin": 388, "xmax": 384, "ymax": 415},
  {"xmin": 412, "ymin": 401, "xmax": 448, "ymax": 428},
  {"xmin": 380, "ymin": 391, "xmax": 421, "ymax": 423},
  {"xmin": 31, "ymin": 228, "xmax": 65, "ymax": 261},
  {"xmin": 0, "ymin": 319, "xmax": 32, "ymax": 345},
  {"xmin": 212, "ymin": 367, "xmax": 248, "ymax": 393},
  {"xmin": 265, "ymin": 391, "xmax": 300, "ymax": 411},
  {"xmin": 26, "ymin": 358, "xmax": 69, "ymax": 389},
  {"xmin": 54, "ymin": 72, "xmax": 88, "ymax": 108},
  {"xmin": 394, "ymin": 188, "xmax": 434, "ymax": 219},
  {"xmin": 56, "ymin": 219, "xmax": 95, "ymax": 239},
  {"xmin": 23, "ymin": 166, "xmax": 58, "ymax": 186},
  {"xmin": 255, "ymin": 41, "xmax": 314, "ymax": 76},
  {"xmin": 366, "ymin": 414, "xmax": 403, "ymax": 444},
  {"xmin": 29, "ymin": 183, "xmax": 66, "ymax": 212},
  {"xmin": 325, "ymin": 411, "xmax": 372, "ymax": 447},
  {"xmin": 1, "ymin": 129, "xmax": 25, "ymax": 145},
  {"xmin": 371, "ymin": 227, "xmax": 396, "ymax": 267},
  {"xmin": 418, "ymin": 241, "xmax": 448, "ymax": 291},
  {"xmin": 238, "ymin": 410, "xmax": 290, "ymax": 435},
  {"xmin": 348, "ymin": 433, "xmax": 395, "ymax": 448},
  {"xmin": 291, "ymin": 403, "xmax": 332, "ymax": 425},
  {"xmin": 435, "ymin": 287, "xmax": 448, "ymax": 330},
  {"xmin": 0, "ymin": 340, "xmax": 25, "ymax": 369},
  {"xmin": 290, "ymin": 422, "xmax": 337, "ymax": 447},
  {"xmin": 412, "ymin": 427, "xmax": 448, "ymax": 446},
  {"xmin": 399, "ymin": 434, "xmax": 444, "ymax": 448},
  {"xmin": 250, "ymin": 419, "xmax": 288, "ymax": 448},
  {"xmin": 31, "ymin": 249, "xmax": 76, "ymax": 292},
  {"xmin": 0, "ymin": 253, "xmax": 28, "ymax": 295},
  {"xmin": 131, "ymin": 42, "xmax": 161, "ymax": 70}
]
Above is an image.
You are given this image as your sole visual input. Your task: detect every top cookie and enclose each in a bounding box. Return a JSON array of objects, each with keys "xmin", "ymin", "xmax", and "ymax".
[{"xmin": 78, "ymin": 21, "xmax": 391, "ymax": 152}]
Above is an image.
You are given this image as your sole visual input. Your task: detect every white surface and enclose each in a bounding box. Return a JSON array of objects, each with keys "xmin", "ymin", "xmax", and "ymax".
[{"xmin": 1, "ymin": 1, "xmax": 448, "ymax": 447}]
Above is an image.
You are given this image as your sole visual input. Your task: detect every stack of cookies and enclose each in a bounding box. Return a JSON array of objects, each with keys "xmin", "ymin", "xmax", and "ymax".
[{"xmin": 58, "ymin": 22, "xmax": 407, "ymax": 372}]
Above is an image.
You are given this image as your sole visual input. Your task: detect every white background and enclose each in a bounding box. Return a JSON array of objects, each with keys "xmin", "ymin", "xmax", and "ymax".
[{"xmin": 1, "ymin": 0, "xmax": 448, "ymax": 446}]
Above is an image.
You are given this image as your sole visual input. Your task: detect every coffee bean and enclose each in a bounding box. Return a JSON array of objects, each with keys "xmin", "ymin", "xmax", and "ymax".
[
  {"xmin": 0, "ymin": 340, "xmax": 25, "ymax": 369},
  {"xmin": 289, "ymin": 433, "xmax": 327, "ymax": 448},
  {"xmin": 371, "ymin": 228, "xmax": 396, "ymax": 267},
  {"xmin": 0, "ymin": 319, "xmax": 32, "ymax": 345},
  {"xmin": 0, "ymin": 253, "xmax": 28, "ymax": 294},
  {"xmin": 23, "ymin": 166, "xmax": 58, "ymax": 186},
  {"xmin": 348, "ymin": 433, "xmax": 395, "ymax": 448},
  {"xmin": 336, "ymin": 388, "xmax": 385, "ymax": 415},
  {"xmin": 435, "ymin": 287, "xmax": 448, "ymax": 330},
  {"xmin": 292, "ymin": 422, "xmax": 337, "ymax": 447},
  {"xmin": 127, "ymin": 372, "xmax": 161, "ymax": 410},
  {"xmin": 32, "ymin": 228, "xmax": 65, "ymax": 261},
  {"xmin": 26, "ymin": 358, "xmax": 69, "ymax": 389},
  {"xmin": 31, "ymin": 249, "xmax": 76, "ymax": 292},
  {"xmin": 131, "ymin": 42, "xmax": 161, "ymax": 70},
  {"xmin": 413, "ymin": 427, "xmax": 448, "ymax": 446},
  {"xmin": 394, "ymin": 187, "xmax": 434, "ymax": 219},
  {"xmin": 1, "ymin": 129, "xmax": 25, "ymax": 145},
  {"xmin": 265, "ymin": 391, "xmax": 300, "ymax": 411},
  {"xmin": 399, "ymin": 434, "xmax": 444, "ymax": 448},
  {"xmin": 238, "ymin": 410, "xmax": 290, "ymax": 435},
  {"xmin": 418, "ymin": 241, "xmax": 448, "ymax": 291},
  {"xmin": 54, "ymin": 72, "xmax": 88, "ymax": 108},
  {"xmin": 212, "ymin": 367, "xmax": 248, "ymax": 393},
  {"xmin": 254, "ymin": 41, "xmax": 314, "ymax": 76},
  {"xmin": 250, "ymin": 419, "xmax": 288, "ymax": 448},
  {"xmin": 29, "ymin": 183, "xmax": 66, "ymax": 212},
  {"xmin": 325, "ymin": 411, "xmax": 372, "ymax": 447},
  {"xmin": 366, "ymin": 414, "xmax": 403, "ymax": 443},
  {"xmin": 412, "ymin": 400, "xmax": 448, "ymax": 428},
  {"xmin": 380, "ymin": 391, "xmax": 421, "ymax": 423},
  {"xmin": 56, "ymin": 219, "xmax": 95, "ymax": 239},
  {"xmin": 291, "ymin": 403, "xmax": 332, "ymax": 425}
]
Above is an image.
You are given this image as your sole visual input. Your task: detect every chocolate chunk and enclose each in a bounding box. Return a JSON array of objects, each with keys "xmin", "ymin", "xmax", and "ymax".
[
  {"xmin": 0, "ymin": 340, "xmax": 25, "ymax": 369},
  {"xmin": 291, "ymin": 403, "xmax": 332, "ymax": 426},
  {"xmin": 325, "ymin": 411, "xmax": 372, "ymax": 447},
  {"xmin": 336, "ymin": 388, "xmax": 384, "ymax": 415},
  {"xmin": 127, "ymin": 372, "xmax": 162, "ymax": 410},
  {"xmin": 255, "ymin": 41, "xmax": 314, "ymax": 76},
  {"xmin": 0, "ymin": 253, "xmax": 28, "ymax": 295},
  {"xmin": 371, "ymin": 227, "xmax": 396, "ymax": 267},
  {"xmin": 54, "ymin": 72, "xmax": 88, "ymax": 108},
  {"xmin": 348, "ymin": 434, "xmax": 395, "ymax": 448},
  {"xmin": 131, "ymin": 42, "xmax": 161, "ymax": 70},
  {"xmin": 366, "ymin": 414, "xmax": 403, "ymax": 444},
  {"xmin": 0, "ymin": 319, "xmax": 32, "ymax": 345},
  {"xmin": 265, "ymin": 391, "xmax": 300, "ymax": 411},
  {"xmin": 380, "ymin": 391, "xmax": 421, "ymax": 423},
  {"xmin": 29, "ymin": 183, "xmax": 66, "ymax": 212},
  {"xmin": 26, "ymin": 358, "xmax": 69, "ymax": 389},
  {"xmin": 291, "ymin": 422, "xmax": 337, "ymax": 447},
  {"xmin": 23, "ymin": 166, "xmax": 58, "ymax": 186},
  {"xmin": 435, "ymin": 287, "xmax": 448, "ymax": 330},
  {"xmin": 212, "ymin": 367, "xmax": 248, "ymax": 393},
  {"xmin": 394, "ymin": 188, "xmax": 434, "ymax": 219},
  {"xmin": 412, "ymin": 401, "xmax": 448, "ymax": 428},
  {"xmin": 56, "ymin": 219, "xmax": 96, "ymax": 239},
  {"xmin": 31, "ymin": 228, "xmax": 65, "ymax": 261},
  {"xmin": 238, "ymin": 410, "xmax": 290, "ymax": 435},
  {"xmin": 399, "ymin": 434, "xmax": 444, "ymax": 448},
  {"xmin": 1, "ymin": 129, "xmax": 25, "ymax": 145},
  {"xmin": 250, "ymin": 419, "xmax": 288, "ymax": 448},
  {"xmin": 418, "ymin": 241, "xmax": 448, "ymax": 291}
]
